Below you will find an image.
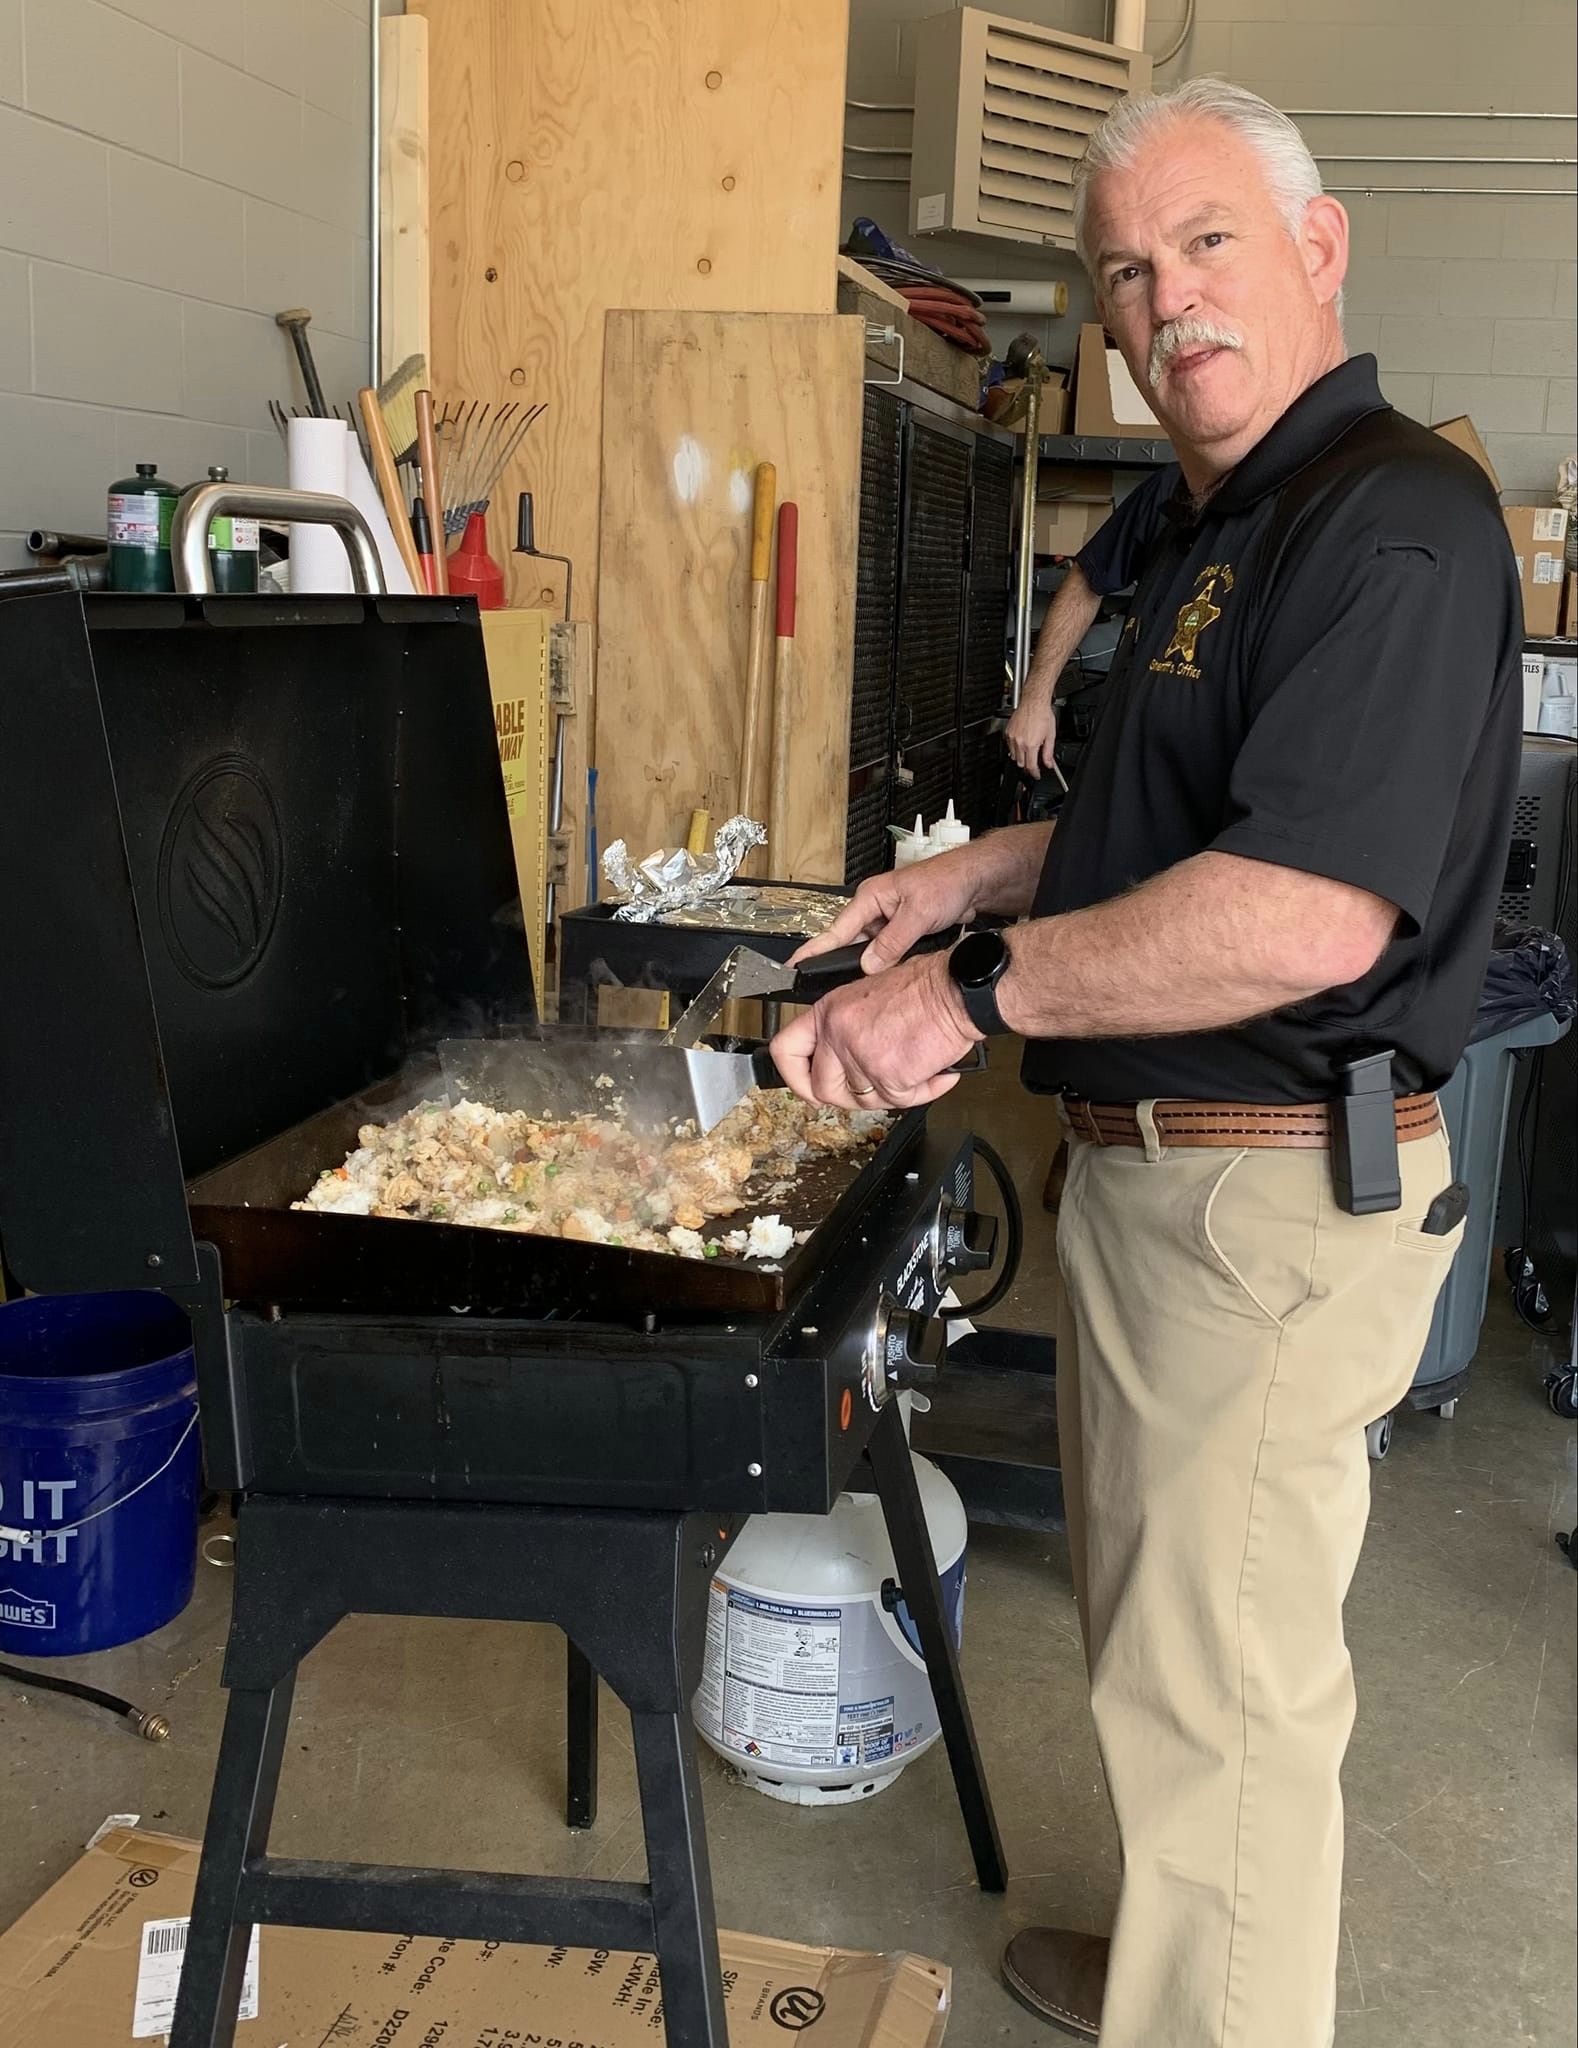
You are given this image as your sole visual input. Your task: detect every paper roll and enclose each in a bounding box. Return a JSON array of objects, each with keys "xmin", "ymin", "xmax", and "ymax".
[
  {"xmin": 285, "ymin": 416, "xmax": 353, "ymax": 594},
  {"xmin": 344, "ymin": 443, "xmax": 416, "ymax": 595}
]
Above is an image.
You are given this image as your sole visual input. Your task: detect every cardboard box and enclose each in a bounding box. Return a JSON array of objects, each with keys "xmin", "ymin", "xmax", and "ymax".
[
  {"xmin": 1562, "ymin": 570, "xmax": 1577, "ymax": 639},
  {"xmin": 1071, "ymin": 323, "xmax": 1163, "ymax": 439},
  {"xmin": 1432, "ymin": 415, "xmax": 1501, "ymax": 491},
  {"xmin": 1034, "ymin": 497, "xmax": 1114, "ymax": 556},
  {"xmin": 1503, "ymin": 506, "xmax": 1570, "ymax": 638},
  {"xmin": 0, "ymin": 1826, "xmax": 952, "ymax": 2048}
]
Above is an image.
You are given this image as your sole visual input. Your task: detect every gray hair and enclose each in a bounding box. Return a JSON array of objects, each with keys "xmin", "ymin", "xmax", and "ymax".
[{"xmin": 1072, "ymin": 78, "xmax": 1325, "ymax": 277}]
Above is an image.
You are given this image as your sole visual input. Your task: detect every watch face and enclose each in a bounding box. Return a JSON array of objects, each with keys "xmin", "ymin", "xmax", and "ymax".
[{"xmin": 950, "ymin": 929, "xmax": 1007, "ymax": 988}]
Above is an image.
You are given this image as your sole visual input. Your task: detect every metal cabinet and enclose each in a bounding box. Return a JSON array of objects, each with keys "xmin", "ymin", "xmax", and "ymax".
[{"xmin": 845, "ymin": 382, "xmax": 1015, "ymax": 885}]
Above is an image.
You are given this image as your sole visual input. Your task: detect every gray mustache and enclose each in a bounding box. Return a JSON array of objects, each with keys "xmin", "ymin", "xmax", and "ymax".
[{"xmin": 1148, "ymin": 318, "xmax": 1244, "ymax": 388}]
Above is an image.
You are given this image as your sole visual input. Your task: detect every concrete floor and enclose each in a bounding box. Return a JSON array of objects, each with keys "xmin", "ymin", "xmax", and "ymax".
[{"xmin": 2, "ymin": 1067, "xmax": 1575, "ymax": 2045}]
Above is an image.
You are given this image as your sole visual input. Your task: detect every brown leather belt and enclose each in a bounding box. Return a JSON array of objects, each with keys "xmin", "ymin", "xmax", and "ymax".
[{"xmin": 1062, "ymin": 1093, "xmax": 1441, "ymax": 1151}]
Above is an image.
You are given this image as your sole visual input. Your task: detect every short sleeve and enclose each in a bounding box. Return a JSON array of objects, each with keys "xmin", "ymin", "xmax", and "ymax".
[
  {"xmin": 1211, "ymin": 494, "xmax": 1519, "ymax": 930},
  {"xmin": 1075, "ymin": 468, "xmax": 1174, "ymax": 594}
]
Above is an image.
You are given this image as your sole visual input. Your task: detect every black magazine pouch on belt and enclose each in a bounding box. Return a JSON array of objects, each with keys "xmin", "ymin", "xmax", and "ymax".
[{"xmin": 1331, "ymin": 1049, "xmax": 1402, "ymax": 1215}]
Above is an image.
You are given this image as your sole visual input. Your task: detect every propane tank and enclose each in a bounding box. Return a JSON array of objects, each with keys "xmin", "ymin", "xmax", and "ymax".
[
  {"xmin": 106, "ymin": 461, "xmax": 178, "ymax": 592},
  {"xmin": 201, "ymin": 466, "xmax": 260, "ymax": 593},
  {"xmin": 694, "ymin": 1419, "xmax": 967, "ymax": 1806}
]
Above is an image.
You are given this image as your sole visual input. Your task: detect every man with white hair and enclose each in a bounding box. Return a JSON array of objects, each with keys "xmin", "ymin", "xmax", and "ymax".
[{"xmin": 775, "ymin": 78, "xmax": 1521, "ymax": 2047}]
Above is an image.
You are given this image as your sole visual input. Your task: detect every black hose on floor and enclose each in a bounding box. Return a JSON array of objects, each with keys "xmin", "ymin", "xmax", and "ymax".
[
  {"xmin": 0, "ymin": 1657, "xmax": 170, "ymax": 1741},
  {"xmin": 940, "ymin": 1133, "xmax": 1024, "ymax": 1325}
]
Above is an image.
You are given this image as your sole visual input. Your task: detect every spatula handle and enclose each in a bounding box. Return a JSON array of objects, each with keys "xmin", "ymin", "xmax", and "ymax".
[{"xmin": 788, "ymin": 928, "xmax": 960, "ymax": 1004}]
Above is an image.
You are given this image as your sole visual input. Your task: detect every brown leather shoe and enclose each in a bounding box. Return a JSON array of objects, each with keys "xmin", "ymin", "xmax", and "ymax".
[{"xmin": 1000, "ymin": 1927, "xmax": 1109, "ymax": 2040}]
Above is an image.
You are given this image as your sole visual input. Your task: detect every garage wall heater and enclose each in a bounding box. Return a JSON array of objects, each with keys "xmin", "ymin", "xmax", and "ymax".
[{"xmin": 908, "ymin": 7, "xmax": 1153, "ymax": 249}]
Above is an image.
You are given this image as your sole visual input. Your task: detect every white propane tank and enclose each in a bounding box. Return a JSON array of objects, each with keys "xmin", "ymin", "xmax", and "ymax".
[{"xmin": 693, "ymin": 1431, "xmax": 967, "ymax": 1806}]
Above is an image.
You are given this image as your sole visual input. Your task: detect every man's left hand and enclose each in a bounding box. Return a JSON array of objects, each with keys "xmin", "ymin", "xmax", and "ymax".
[{"xmin": 770, "ymin": 950, "xmax": 982, "ymax": 1112}]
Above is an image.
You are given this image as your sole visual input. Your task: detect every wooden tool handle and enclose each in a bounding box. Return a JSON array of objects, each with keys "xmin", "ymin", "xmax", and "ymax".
[
  {"xmin": 360, "ymin": 386, "xmax": 424, "ymax": 589},
  {"xmin": 738, "ymin": 462, "xmax": 777, "ymax": 862},
  {"xmin": 768, "ymin": 501, "xmax": 799, "ymax": 869},
  {"xmin": 750, "ymin": 462, "xmax": 776, "ymax": 584},
  {"xmin": 773, "ymin": 501, "xmax": 798, "ymax": 640},
  {"xmin": 415, "ymin": 388, "xmax": 448, "ymax": 596}
]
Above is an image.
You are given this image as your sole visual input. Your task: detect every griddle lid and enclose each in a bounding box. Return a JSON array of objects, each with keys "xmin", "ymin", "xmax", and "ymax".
[{"xmin": 0, "ymin": 591, "xmax": 534, "ymax": 1295}]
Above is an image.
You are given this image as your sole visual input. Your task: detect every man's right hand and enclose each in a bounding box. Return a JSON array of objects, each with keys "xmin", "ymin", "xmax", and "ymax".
[
  {"xmin": 791, "ymin": 846, "xmax": 986, "ymax": 974},
  {"xmin": 1005, "ymin": 691, "xmax": 1058, "ymax": 776}
]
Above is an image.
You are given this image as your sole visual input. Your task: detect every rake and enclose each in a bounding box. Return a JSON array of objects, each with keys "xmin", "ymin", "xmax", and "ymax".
[{"xmin": 437, "ymin": 400, "xmax": 546, "ymax": 538}]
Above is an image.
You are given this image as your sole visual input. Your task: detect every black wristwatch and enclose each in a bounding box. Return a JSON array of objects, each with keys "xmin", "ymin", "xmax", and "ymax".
[{"xmin": 948, "ymin": 929, "xmax": 1013, "ymax": 1038}]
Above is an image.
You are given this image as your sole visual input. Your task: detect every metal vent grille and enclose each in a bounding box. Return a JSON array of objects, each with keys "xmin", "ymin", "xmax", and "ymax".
[
  {"xmin": 958, "ymin": 717, "xmax": 1010, "ymax": 836},
  {"xmin": 851, "ymin": 387, "xmax": 903, "ymax": 771},
  {"xmin": 962, "ymin": 437, "xmax": 1014, "ymax": 726},
  {"xmin": 910, "ymin": 9, "xmax": 1152, "ymax": 250},
  {"xmin": 896, "ymin": 423, "xmax": 969, "ymax": 744},
  {"xmin": 845, "ymin": 760, "xmax": 893, "ymax": 887},
  {"xmin": 895, "ymin": 732, "xmax": 956, "ymax": 833}
]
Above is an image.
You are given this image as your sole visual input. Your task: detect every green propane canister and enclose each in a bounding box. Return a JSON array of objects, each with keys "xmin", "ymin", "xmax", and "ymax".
[
  {"xmin": 201, "ymin": 465, "xmax": 260, "ymax": 593},
  {"xmin": 106, "ymin": 461, "xmax": 178, "ymax": 592}
]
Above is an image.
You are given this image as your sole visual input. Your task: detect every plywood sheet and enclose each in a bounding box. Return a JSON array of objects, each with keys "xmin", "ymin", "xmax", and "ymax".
[
  {"xmin": 416, "ymin": 0, "xmax": 847, "ymax": 633},
  {"xmin": 378, "ymin": 15, "xmax": 430, "ymax": 383},
  {"xmin": 596, "ymin": 310, "xmax": 864, "ymax": 885}
]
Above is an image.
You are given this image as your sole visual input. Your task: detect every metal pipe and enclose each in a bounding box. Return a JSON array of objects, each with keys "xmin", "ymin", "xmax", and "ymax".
[
  {"xmin": 171, "ymin": 485, "xmax": 385, "ymax": 596},
  {"xmin": 1327, "ymin": 184, "xmax": 1576, "ymax": 196},
  {"xmin": 1286, "ymin": 107, "xmax": 1575, "ymax": 119},
  {"xmin": 26, "ymin": 528, "xmax": 105, "ymax": 557},
  {"xmin": 1009, "ymin": 342, "xmax": 1047, "ymax": 712},
  {"xmin": 849, "ymin": 101, "xmax": 1575, "ymax": 121},
  {"xmin": 844, "ymin": 141, "xmax": 1575, "ymax": 168},
  {"xmin": 1317, "ymin": 154, "xmax": 1576, "ymax": 165},
  {"xmin": 368, "ymin": 3, "xmax": 381, "ymax": 388},
  {"xmin": 1110, "ymin": 0, "xmax": 1147, "ymax": 53},
  {"xmin": 0, "ymin": 558, "xmax": 107, "ymax": 598}
]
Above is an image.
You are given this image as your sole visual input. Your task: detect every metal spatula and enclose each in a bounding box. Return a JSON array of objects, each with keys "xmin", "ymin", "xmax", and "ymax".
[
  {"xmin": 436, "ymin": 1033, "xmax": 782, "ymax": 1138},
  {"xmin": 663, "ymin": 933, "xmax": 961, "ymax": 1050}
]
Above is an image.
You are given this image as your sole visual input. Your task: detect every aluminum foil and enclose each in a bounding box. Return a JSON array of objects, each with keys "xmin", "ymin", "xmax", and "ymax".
[
  {"xmin": 653, "ymin": 885, "xmax": 848, "ymax": 936},
  {"xmin": 603, "ymin": 814, "xmax": 767, "ymax": 923}
]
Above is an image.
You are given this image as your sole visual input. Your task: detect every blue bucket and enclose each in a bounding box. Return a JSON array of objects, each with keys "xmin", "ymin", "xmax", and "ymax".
[{"xmin": 0, "ymin": 1291, "xmax": 199, "ymax": 1656}]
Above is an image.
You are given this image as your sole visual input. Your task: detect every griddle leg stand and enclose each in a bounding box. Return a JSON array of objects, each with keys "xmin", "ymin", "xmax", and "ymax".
[
  {"xmin": 632, "ymin": 1710, "xmax": 730, "ymax": 2047},
  {"xmin": 565, "ymin": 1638, "xmax": 599, "ymax": 1830},
  {"xmin": 169, "ymin": 1676, "xmax": 296, "ymax": 2048},
  {"xmin": 867, "ymin": 1399, "xmax": 1008, "ymax": 1893}
]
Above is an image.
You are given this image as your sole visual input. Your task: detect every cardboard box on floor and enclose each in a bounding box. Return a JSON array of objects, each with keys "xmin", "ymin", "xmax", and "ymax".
[
  {"xmin": 0, "ymin": 1827, "xmax": 951, "ymax": 2048},
  {"xmin": 1071, "ymin": 323, "xmax": 1163, "ymax": 439},
  {"xmin": 1503, "ymin": 505, "xmax": 1570, "ymax": 639}
]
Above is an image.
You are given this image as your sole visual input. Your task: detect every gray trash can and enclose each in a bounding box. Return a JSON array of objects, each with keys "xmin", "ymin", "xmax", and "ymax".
[{"xmin": 1407, "ymin": 1010, "xmax": 1568, "ymax": 1416}]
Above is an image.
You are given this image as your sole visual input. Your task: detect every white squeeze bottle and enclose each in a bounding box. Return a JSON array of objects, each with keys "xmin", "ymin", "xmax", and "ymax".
[
  {"xmin": 894, "ymin": 813, "xmax": 930, "ymax": 868},
  {"xmin": 931, "ymin": 800, "xmax": 971, "ymax": 853}
]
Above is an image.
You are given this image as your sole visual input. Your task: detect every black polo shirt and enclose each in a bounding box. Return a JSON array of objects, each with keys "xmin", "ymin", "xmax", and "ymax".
[{"xmin": 1022, "ymin": 356, "xmax": 1523, "ymax": 1106}]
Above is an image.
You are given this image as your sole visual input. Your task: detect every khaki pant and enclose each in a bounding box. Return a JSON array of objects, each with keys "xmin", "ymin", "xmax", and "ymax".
[{"xmin": 1054, "ymin": 1118, "xmax": 1462, "ymax": 2048}]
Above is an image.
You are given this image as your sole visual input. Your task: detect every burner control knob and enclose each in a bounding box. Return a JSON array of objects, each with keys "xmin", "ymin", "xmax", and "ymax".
[
  {"xmin": 884, "ymin": 1303, "xmax": 946, "ymax": 1385},
  {"xmin": 935, "ymin": 1199, "xmax": 999, "ymax": 1278}
]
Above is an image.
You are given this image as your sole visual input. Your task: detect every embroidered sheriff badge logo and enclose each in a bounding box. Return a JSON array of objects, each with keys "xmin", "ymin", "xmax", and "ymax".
[{"xmin": 1152, "ymin": 564, "xmax": 1234, "ymax": 677}]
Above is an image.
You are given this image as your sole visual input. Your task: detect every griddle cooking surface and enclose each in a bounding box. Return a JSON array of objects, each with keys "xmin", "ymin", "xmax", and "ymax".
[{"xmin": 186, "ymin": 1058, "xmax": 921, "ymax": 1320}]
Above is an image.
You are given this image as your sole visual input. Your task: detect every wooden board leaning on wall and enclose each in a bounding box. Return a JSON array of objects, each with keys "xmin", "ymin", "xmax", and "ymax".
[
  {"xmin": 596, "ymin": 310, "xmax": 864, "ymax": 888},
  {"xmin": 414, "ymin": 0, "xmax": 850, "ymax": 910}
]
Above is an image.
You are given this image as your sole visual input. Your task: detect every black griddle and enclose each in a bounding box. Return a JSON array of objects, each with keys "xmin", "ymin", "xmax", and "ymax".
[
  {"xmin": 0, "ymin": 592, "xmax": 1005, "ymax": 2048},
  {"xmin": 185, "ymin": 1057, "xmax": 923, "ymax": 1319}
]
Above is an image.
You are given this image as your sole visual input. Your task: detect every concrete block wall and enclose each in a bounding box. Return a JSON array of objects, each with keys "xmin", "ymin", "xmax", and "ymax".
[
  {"xmin": 843, "ymin": 0, "xmax": 1576, "ymax": 502},
  {"xmin": 0, "ymin": 0, "xmax": 371, "ymax": 571}
]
